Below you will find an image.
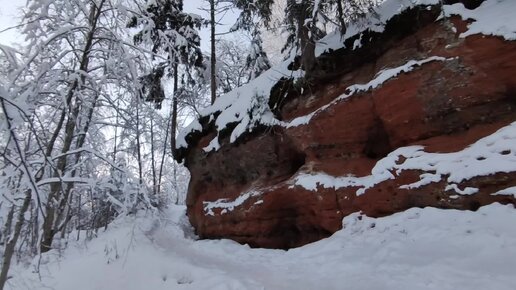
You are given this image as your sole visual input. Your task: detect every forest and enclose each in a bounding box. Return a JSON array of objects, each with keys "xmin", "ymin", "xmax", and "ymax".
[
  {"xmin": 1, "ymin": 0, "xmax": 516, "ymax": 289},
  {"xmin": 0, "ymin": 0, "xmax": 379, "ymax": 286}
]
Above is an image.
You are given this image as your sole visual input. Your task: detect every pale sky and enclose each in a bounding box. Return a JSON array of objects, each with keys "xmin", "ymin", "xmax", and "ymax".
[{"xmin": 0, "ymin": 0, "xmax": 24, "ymax": 46}]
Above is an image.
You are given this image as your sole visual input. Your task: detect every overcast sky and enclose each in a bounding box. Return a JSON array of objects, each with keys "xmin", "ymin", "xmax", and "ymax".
[{"xmin": 0, "ymin": 0, "xmax": 24, "ymax": 46}]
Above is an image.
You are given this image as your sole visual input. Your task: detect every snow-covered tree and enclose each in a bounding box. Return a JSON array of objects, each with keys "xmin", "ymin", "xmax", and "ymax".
[
  {"xmin": 211, "ymin": 36, "xmax": 270, "ymax": 94},
  {"xmin": 281, "ymin": 0, "xmax": 379, "ymax": 73},
  {"xmin": 245, "ymin": 29, "xmax": 272, "ymax": 81},
  {"xmin": 0, "ymin": 0, "xmax": 187, "ymax": 283},
  {"xmin": 129, "ymin": 0, "xmax": 204, "ymax": 156}
]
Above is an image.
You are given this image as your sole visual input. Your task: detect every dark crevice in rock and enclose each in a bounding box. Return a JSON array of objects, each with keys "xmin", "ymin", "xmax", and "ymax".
[
  {"xmin": 468, "ymin": 201, "xmax": 482, "ymax": 211},
  {"xmin": 445, "ymin": 0, "xmax": 484, "ymax": 9},
  {"xmin": 363, "ymin": 118, "xmax": 393, "ymax": 159},
  {"xmin": 269, "ymin": 77, "xmax": 301, "ymax": 119}
]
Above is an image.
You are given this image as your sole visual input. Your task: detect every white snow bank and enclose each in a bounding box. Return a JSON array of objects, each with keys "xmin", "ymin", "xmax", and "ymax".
[
  {"xmin": 443, "ymin": 0, "xmax": 516, "ymax": 40},
  {"xmin": 294, "ymin": 172, "xmax": 379, "ymax": 196},
  {"xmin": 176, "ymin": 56, "xmax": 302, "ymax": 150},
  {"xmin": 295, "ymin": 122, "xmax": 516, "ymax": 195},
  {"xmin": 178, "ymin": 0, "xmax": 516, "ymax": 153},
  {"xmin": 7, "ymin": 203, "xmax": 516, "ymax": 290}
]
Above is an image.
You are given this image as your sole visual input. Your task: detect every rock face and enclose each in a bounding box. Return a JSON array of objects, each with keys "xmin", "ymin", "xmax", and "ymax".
[{"xmin": 179, "ymin": 1, "xmax": 516, "ymax": 249}]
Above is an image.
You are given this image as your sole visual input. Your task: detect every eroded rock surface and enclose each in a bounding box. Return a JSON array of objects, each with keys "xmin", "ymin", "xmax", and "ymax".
[{"xmin": 179, "ymin": 1, "xmax": 516, "ymax": 249}]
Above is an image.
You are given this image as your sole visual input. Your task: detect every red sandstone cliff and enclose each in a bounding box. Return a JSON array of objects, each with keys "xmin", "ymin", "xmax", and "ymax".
[{"xmin": 175, "ymin": 0, "xmax": 516, "ymax": 249}]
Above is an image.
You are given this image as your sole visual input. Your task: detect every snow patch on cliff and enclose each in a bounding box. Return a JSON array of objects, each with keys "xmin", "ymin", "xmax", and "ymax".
[
  {"xmin": 203, "ymin": 189, "xmax": 262, "ymax": 216},
  {"xmin": 443, "ymin": 0, "xmax": 516, "ymax": 40},
  {"xmin": 286, "ymin": 56, "xmax": 449, "ymax": 128},
  {"xmin": 315, "ymin": 0, "xmax": 440, "ymax": 56},
  {"xmin": 295, "ymin": 122, "xmax": 516, "ymax": 195},
  {"xmin": 492, "ymin": 187, "xmax": 516, "ymax": 198},
  {"xmin": 318, "ymin": 0, "xmax": 516, "ymax": 56},
  {"xmin": 176, "ymin": 56, "xmax": 301, "ymax": 151}
]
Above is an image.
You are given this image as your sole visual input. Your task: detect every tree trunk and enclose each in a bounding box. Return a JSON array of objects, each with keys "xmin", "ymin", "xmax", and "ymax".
[
  {"xmin": 136, "ymin": 96, "xmax": 143, "ymax": 188},
  {"xmin": 40, "ymin": 0, "xmax": 106, "ymax": 253},
  {"xmin": 1, "ymin": 206, "xmax": 15, "ymax": 245},
  {"xmin": 336, "ymin": 0, "xmax": 347, "ymax": 35},
  {"xmin": 297, "ymin": 1, "xmax": 316, "ymax": 73},
  {"xmin": 51, "ymin": 86, "xmax": 101, "ymax": 244},
  {"xmin": 150, "ymin": 116, "xmax": 157, "ymax": 197},
  {"xmin": 0, "ymin": 97, "xmax": 39, "ymax": 290},
  {"xmin": 300, "ymin": 25, "xmax": 316, "ymax": 73},
  {"xmin": 210, "ymin": 0, "xmax": 217, "ymax": 104},
  {"xmin": 158, "ymin": 91, "xmax": 173, "ymax": 194},
  {"xmin": 171, "ymin": 64, "xmax": 178, "ymax": 158},
  {"xmin": 0, "ymin": 190, "xmax": 31, "ymax": 290}
]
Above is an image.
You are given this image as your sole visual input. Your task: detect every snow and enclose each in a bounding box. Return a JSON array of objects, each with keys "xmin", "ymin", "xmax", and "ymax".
[
  {"xmin": 353, "ymin": 56, "xmax": 448, "ymax": 91},
  {"xmin": 443, "ymin": 0, "xmax": 516, "ymax": 40},
  {"xmin": 315, "ymin": 0, "xmax": 440, "ymax": 56},
  {"xmin": 295, "ymin": 122, "xmax": 516, "ymax": 195},
  {"xmin": 294, "ymin": 172, "xmax": 378, "ymax": 195},
  {"xmin": 445, "ymin": 184, "xmax": 479, "ymax": 196},
  {"xmin": 176, "ymin": 55, "xmax": 303, "ymax": 150},
  {"xmin": 317, "ymin": 0, "xmax": 516, "ymax": 56},
  {"xmin": 394, "ymin": 123, "xmax": 516, "ymax": 185},
  {"xmin": 177, "ymin": 0, "xmax": 516, "ymax": 154},
  {"xmin": 203, "ymin": 136, "xmax": 220, "ymax": 152},
  {"xmin": 203, "ymin": 189, "xmax": 262, "ymax": 216},
  {"xmin": 176, "ymin": 118, "xmax": 202, "ymax": 149},
  {"xmin": 7, "ymin": 203, "xmax": 516, "ymax": 290},
  {"xmin": 492, "ymin": 187, "xmax": 516, "ymax": 198},
  {"xmin": 286, "ymin": 56, "xmax": 450, "ymax": 128}
]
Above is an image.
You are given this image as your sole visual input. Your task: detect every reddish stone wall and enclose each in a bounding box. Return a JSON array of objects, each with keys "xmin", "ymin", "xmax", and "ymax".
[{"xmin": 182, "ymin": 11, "xmax": 516, "ymax": 249}]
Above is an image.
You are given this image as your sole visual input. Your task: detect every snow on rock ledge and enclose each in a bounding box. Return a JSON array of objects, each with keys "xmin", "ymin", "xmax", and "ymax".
[
  {"xmin": 176, "ymin": 0, "xmax": 516, "ymax": 157},
  {"xmin": 295, "ymin": 122, "xmax": 516, "ymax": 195},
  {"xmin": 178, "ymin": 0, "xmax": 516, "ymax": 249}
]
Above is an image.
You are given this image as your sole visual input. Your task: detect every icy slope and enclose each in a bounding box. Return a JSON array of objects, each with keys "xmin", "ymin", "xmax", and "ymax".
[{"xmin": 7, "ymin": 203, "xmax": 516, "ymax": 290}]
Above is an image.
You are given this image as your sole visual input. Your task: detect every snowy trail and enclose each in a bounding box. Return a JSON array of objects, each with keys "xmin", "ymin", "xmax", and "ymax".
[
  {"xmin": 6, "ymin": 203, "xmax": 516, "ymax": 290},
  {"xmin": 151, "ymin": 224, "xmax": 291, "ymax": 289}
]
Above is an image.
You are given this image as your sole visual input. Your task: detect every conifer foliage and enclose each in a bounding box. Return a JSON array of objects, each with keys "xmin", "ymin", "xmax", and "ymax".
[
  {"xmin": 128, "ymin": 0, "xmax": 204, "ymax": 155},
  {"xmin": 128, "ymin": 0, "xmax": 204, "ymax": 108},
  {"xmin": 281, "ymin": 0, "xmax": 377, "ymax": 73}
]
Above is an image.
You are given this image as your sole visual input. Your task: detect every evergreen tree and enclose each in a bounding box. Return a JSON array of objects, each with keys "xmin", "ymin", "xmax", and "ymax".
[
  {"xmin": 222, "ymin": 0, "xmax": 273, "ymax": 80},
  {"xmin": 245, "ymin": 29, "xmax": 271, "ymax": 81},
  {"xmin": 128, "ymin": 0, "xmax": 204, "ymax": 155},
  {"xmin": 280, "ymin": 0, "xmax": 377, "ymax": 74},
  {"xmin": 228, "ymin": 0, "xmax": 275, "ymax": 30}
]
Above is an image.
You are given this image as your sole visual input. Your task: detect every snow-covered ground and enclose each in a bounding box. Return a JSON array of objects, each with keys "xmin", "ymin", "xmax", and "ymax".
[{"xmin": 6, "ymin": 203, "xmax": 516, "ymax": 290}]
